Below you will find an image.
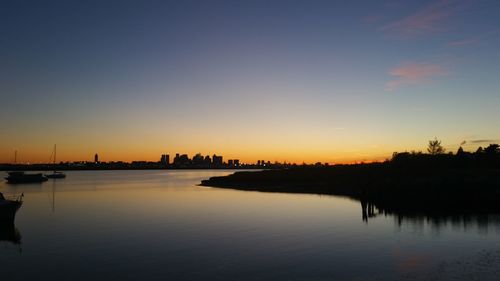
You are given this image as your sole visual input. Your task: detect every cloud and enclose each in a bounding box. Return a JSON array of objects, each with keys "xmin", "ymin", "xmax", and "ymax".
[
  {"xmin": 447, "ymin": 30, "xmax": 500, "ymax": 47},
  {"xmin": 380, "ymin": 0, "xmax": 456, "ymax": 37},
  {"xmin": 447, "ymin": 38, "xmax": 477, "ymax": 46},
  {"xmin": 469, "ymin": 139, "xmax": 499, "ymax": 144},
  {"xmin": 385, "ymin": 62, "xmax": 447, "ymax": 91}
]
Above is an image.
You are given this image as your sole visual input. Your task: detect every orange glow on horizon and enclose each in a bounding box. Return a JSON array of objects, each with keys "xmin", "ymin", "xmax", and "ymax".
[
  {"xmin": 0, "ymin": 129, "xmax": 485, "ymax": 165},
  {"xmin": 0, "ymin": 144, "xmax": 398, "ymax": 165}
]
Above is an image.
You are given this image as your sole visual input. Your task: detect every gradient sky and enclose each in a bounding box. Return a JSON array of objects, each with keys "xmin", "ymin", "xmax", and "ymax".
[{"xmin": 1, "ymin": 0, "xmax": 499, "ymax": 164}]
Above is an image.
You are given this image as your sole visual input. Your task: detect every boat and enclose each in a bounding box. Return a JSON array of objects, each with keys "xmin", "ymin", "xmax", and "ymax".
[
  {"xmin": 0, "ymin": 193, "xmax": 23, "ymax": 222},
  {"xmin": 45, "ymin": 171, "xmax": 66, "ymax": 179},
  {"xmin": 5, "ymin": 171, "xmax": 48, "ymax": 183},
  {"xmin": 45, "ymin": 144, "xmax": 66, "ymax": 179}
]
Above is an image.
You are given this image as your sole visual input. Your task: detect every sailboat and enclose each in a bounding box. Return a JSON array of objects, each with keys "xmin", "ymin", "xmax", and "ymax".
[{"xmin": 45, "ymin": 145, "xmax": 66, "ymax": 179}]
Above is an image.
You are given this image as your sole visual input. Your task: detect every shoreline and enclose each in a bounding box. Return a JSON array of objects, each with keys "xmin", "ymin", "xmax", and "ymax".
[
  {"xmin": 0, "ymin": 167, "xmax": 264, "ymax": 171},
  {"xmin": 200, "ymin": 165, "xmax": 500, "ymax": 216}
]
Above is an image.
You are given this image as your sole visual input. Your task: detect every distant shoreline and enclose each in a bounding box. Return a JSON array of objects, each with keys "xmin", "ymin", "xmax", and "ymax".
[{"xmin": 0, "ymin": 166, "xmax": 263, "ymax": 171}]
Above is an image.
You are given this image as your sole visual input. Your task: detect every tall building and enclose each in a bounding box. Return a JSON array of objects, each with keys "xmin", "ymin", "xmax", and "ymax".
[
  {"xmin": 212, "ymin": 154, "xmax": 223, "ymax": 167},
  {"xmin": 160, "ymin": 154, "xmax": 170, "ymax": 166},
  {"xmin": 192, "ymin": 153, "xmax": 204, "ymax": 166},
  {"xmin": 227, "ymin": 159, "xmax": 239, "ymax": 167},
  {"xmin": 94, "ymin": 153, "xmax": 99, "ymax": 163},
  {"xmin": 173, "ymin": 153, "xmax": 190, "ymax": 166},
  {"xmin": 204, "ymin": 155, "xmax": 212, "ymax": 166}
]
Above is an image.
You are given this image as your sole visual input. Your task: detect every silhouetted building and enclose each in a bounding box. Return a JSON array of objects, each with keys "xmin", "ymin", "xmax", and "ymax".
[
  {"xmin": 227, "ymin": 159, "xmax": 240, "ymax": 167},
  {"xmin": 192, "ymin": 153, "xmax": 206, "ymax": 167},
  {"xmin": 212, "ymin": 154, "xmax": 223, "ymax": 167},
  {"xmin": 204, "ymin": 155, "xmax": 211, "ymax": 166},
  {"xmin": 94, "ymin": 153, "xmax": 99, "ymax": 163},
  {"xmin": 160, "ymin": 154, "xmax": 170, "ymax": 166},
  {"xmin": 173, "ymin": 153, "xmax": 190, "ymax": 166}
]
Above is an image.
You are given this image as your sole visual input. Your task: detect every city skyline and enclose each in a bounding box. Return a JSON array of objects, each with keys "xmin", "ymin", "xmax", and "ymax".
[
  {"xmin": 1, "ymin": 0, "xmax": 500, "ymax": 163},
  {"xmin": 1, "ymin": 140, "xmax": 494, "ymax": 165},
  {"xmin": 2, "ymin": 150, "xmax": 294, "ymax": 169},
  {"xmin": 3, "ymin": 150, "xmax": 299, "ymax": 165}
]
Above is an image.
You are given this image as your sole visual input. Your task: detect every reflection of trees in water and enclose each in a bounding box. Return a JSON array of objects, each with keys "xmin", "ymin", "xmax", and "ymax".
[
  {"xmin": 360, "ymin": 199, "xmax": 500, "ymax": 233},
  {"xmin": 361, "ymin": 200, "xmax": 379, "ymax": 222}
]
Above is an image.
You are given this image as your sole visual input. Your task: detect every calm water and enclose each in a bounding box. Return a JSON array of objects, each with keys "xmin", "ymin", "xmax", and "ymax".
[{"xmin": 1, "ymin": 170, "xmax": 499, "ymax": 281}]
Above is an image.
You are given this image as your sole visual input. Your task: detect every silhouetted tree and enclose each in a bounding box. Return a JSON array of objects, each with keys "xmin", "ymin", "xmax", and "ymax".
[
  {"xmin": 410, "ymin": 150, "xmax": 422, "ymax": 155},
  {"xmin": 484, "ymin": 144, "xmax": 499, "ymax": 155},
  {"xmin": 457, "ymin": 146, "xmax": 465, "ymax": 155},
  {"xmin": 427, "ymin": 138, "xmax": 445, "ymax": 155}
]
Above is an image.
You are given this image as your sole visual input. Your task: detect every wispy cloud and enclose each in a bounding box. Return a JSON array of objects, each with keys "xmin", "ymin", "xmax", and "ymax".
[
  {"xmin": 380, "ymin": 0, "xmax": 456, "ymax": 37},
  {"xmin": 447, "ymin": 38, "xmax": 477, "ymax": 46},
  {"xmin": 469, "ymin": 139, "xmax": 499, "ymax": 144},
  {"xmin": 447, "ymin": 29, "xmax": 500, "ymax": 47},
  {"xmin": 386, "ymin": 62, "xmax": 447, "ymax": 91}
]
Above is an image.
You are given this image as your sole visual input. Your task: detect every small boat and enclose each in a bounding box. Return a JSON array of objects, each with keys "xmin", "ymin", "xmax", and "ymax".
[
  {"xmin": 45, "ymin": 144, "xmax": 66, "ymax": 179},
  {"xmin": 45, "ymin": 171, "xmax": 66, "ymax": 179},
  {"xmin": 0, "ymin": 193, "xmax": 23, "ymax": 222},
  {"xmin": 5, "ymin": 171, "xmax": 48, "ymax": 183}
]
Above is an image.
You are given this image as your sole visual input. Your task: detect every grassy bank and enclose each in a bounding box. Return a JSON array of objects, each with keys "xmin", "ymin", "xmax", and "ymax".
[{"xmin": 201, "ymin": 161, "xmax": 500, "ymax": 215}]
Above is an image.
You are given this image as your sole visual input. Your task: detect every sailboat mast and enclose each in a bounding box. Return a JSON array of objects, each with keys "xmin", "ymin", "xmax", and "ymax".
[{"xmin": 46, "ymin": 144, "xmax": 66, "ymax": 179}]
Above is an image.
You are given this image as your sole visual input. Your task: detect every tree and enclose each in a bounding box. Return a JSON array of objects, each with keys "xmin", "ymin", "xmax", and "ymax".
[
  {"xmin": 427, "ymin": 138, "xmax": 445, "ymax": 155},
  {"xmin": 484, "ymin": 144, "xmax": 499, "ymax": 155}
]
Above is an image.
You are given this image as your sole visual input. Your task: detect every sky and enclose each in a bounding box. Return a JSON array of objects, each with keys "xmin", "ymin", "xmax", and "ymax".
[{"xmin": 1, "ymin": 0, "xmax": 499, "ymax": 164}]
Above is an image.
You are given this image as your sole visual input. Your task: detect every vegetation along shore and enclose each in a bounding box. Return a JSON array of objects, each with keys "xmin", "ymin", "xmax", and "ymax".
[{"xmin": 201, "ymin": 141, "xmax": 500, "ymax": 216}]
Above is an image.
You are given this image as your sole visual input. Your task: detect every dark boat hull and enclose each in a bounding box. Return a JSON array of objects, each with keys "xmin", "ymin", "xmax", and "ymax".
[
  {"xmin": 5, "ymin": 177, "xmax": 48, "ymax": 183},
  {"xmin": 45, "ymin": 173, "xmax": 66, "ymax": 179},
  {"xmin": 0, "ymin": 201, "xmax": 22, "ymax": 222},
  {"xmin": 0, "ymin": 221, "xmax": 21, "ymax": 244},
  {"xmin": 5, "ymin": 172, "xmax": 48, "ymax": 183}
]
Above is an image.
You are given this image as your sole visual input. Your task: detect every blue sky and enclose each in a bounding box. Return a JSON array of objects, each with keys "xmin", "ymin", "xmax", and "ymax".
[{"xmin": 1, "ymin": 0, "xmax": 499, "ymax": 163}]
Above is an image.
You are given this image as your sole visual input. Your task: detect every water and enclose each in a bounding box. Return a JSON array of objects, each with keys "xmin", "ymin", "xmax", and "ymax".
[{"xmin": 1, "ymin": 170, "xmax": 499, "ymax": 281}]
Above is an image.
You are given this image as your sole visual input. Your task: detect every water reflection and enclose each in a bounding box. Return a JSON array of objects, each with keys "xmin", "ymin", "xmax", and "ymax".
[
  {"xmin": 360, "ymin": 200, "xmax": 378, "ymax": 222},
  {"xmin": 360, "ymin": 198, "xmax": 500, "ymax": 234},
  {"xmin": 0, "ymin": 221, "xmax": 21, "ymax": 245},
  {"xmin": 49, "ymin": 179, "xmax": 57, "ymax": 213},
  {"xmin": 1, "ymin": 170, "xmax": 499, "ymax": 281}
]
